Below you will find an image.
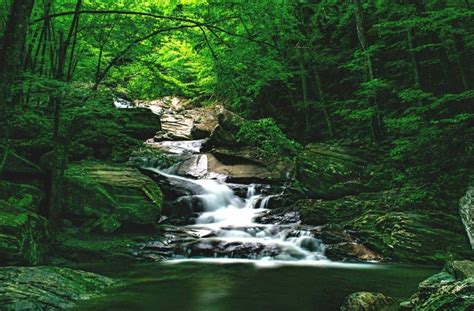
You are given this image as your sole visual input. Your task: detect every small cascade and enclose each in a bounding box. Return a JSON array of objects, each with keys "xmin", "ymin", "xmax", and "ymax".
[{"xmin": 144, "ymin": 165, "xmax": 327, "ymax": 262}]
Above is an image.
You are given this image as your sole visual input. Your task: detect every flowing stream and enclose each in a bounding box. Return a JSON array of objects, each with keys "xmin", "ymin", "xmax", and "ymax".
[
  {"xmin": 94, "ymin": 100, "xmax": 439, "ymax": 310},
  {"xmin": 141, "ymin": 139, "xmax": 327, "ymax": 263}
]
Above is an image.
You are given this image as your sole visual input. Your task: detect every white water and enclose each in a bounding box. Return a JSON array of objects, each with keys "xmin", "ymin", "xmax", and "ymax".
[{"xmin": 147, "ymin": 165, "xmax": 327, "ymax": 262}]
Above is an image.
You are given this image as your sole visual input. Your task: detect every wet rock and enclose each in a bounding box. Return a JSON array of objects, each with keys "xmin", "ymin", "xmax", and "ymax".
[
  {"xmin": 204, "ymin": 107, "xmax": 245, "ymax": 148},
  {"xmin": 63, "ymin": 162, "xmax": 163, "ymax": 233},
  {"xmin": 255, "ymin": 211, "xmax": 301, "ymax": 225},
  {"xmin": 296, "ymin": 143, "xmax": 369, "ymax": 199},
  {"xmin": 297, "ymin": 192, "xmax": 472, "ymax": 264},
  {"xmin": 0, "ymin": 266, "xmax": 118, "ymax": 310},
  {"xmin": 341, "ymin": 292, "xmax": 399, "ymax": 311},
  {"xmin": 54, "ymin": 231, "xmax": 160, "ymax": 264},
  {"xmin": 460, "ymin": 185, "xmax": 474, "ymax": 249},
  {"xmin": 401, "ymin": 260, "xmax": 474, "ymax": 310},
  {"xmin": 207, "ymin": 152, "xmax": 293, "ymax": 184},
  {"xmin": 142, "ymin": 167, "xmax": 205, "ymax": 199}
]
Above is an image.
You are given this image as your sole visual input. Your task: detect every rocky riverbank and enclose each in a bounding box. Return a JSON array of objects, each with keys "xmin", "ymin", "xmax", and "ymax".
[{"xmin": 0, "ymin": 96, "xmax": 472, "ymax": 309}]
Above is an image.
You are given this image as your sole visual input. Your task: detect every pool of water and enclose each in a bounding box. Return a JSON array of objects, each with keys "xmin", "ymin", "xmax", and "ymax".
[{"xmin": 74, "ymin": 260, "xmax": 437, "ymax": 311}]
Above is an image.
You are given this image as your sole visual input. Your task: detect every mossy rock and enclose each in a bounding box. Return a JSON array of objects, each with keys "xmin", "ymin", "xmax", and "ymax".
[
  {"xmin": 63, "ymin": 162, "xmax": 163, "ymax": 233},
  {"xmin": 0, "ymin": 182, "xmax": 48, "ymax": 266},
  {"xmin": 0, "ymin": 180, "xmax": 43, "ymax": 213},
  {"xmin": 297, "ymin": 191, "xmax": 472, "ymax": 264},
  {"xmin": 350, "ymin": 211, "xmax": 471, "ymax": 264},
  {"xmin": 0, "ymin": 266, "xmax": 118, "ymax": 310},
  {"xmin": 0, "ymin": 202, "xmax": 49, "ymax": 266},
  {"xmin": 53, "ymin": 232, "xmax": 150, "ymax": 264},
  {"xmin": 341, "ymin": 292, "xmax": 399, "ymax": 311},
  {"xmin": 401, "ymin": 261, "xmax": 474, "ymax": 310},
  {"xmin": 296, "ymin": 144, "xmax": 370, "ymax": 199}
]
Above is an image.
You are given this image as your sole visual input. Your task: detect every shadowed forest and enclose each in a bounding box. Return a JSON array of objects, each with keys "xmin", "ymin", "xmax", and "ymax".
[{"xmin": 0, "ymin": 0, "xmax": 473, "ymax": 310}]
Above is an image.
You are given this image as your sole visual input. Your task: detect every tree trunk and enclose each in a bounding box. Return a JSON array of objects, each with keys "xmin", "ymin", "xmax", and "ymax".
[
  {"xmin": 0, "ymin": 0, "xmax": 35, "ymax": 176},
  {"xmin": 407, "ymin": 28, "xmax": 421, "ymax": 89},
  {"xmin": 49, "ymin": 0, "xmax": 81, "ymax": 229},
  {"xmin": 296, "ymin": 48, "xmax": 310, "ymax": 139},
  {"xmin": 353, "ymin": 0, "xmax": 383, "ymax": 142},
  {"xmin": 313, "ymin": 68, "xmax": 334, "ymax": 138},
  {"xmin": 0, "ymin": 0, "xmax": 35, "ymax": 110}
]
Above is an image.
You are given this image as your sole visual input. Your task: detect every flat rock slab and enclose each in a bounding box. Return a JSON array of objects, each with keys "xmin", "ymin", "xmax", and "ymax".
[
  {"xmin": 0, "ymin": 266, "xmax": 118, "ymax": 310},
  {"xmin": 63, "ymin": 162, "xmax": 163, "ymax": 233}
]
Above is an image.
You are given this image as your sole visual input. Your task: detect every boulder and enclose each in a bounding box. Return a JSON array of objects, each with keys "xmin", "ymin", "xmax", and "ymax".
[
  {"xmin": 401, "ymin": 260, "xmax": 474, "ymax": 310},
  {"xmin": 0, "ymin": 182, "xmax": 48, "ymax": 266},
  {"xmin": 297, "ymin": 191, "xmax": 472, "ymax": 264},
  {"xmin": 207, "ymin": 152, "xmax": 292, "ymax": 184},
  {"xmin": 63, "ymin": 162, "xmax": 163, "ymax": 233},
  {"xmin": 53, "ymin": 231, "xmax": 160, "ymax": 264},
  {"xmin": 296, "ymin": 143, "xmax": 369, "ymax": 199},
  {"xmin": 0, "ymin": 266, "xmax": 117, "ymax": 310},
  {"xmin": 460, "ymin": 185, "xmax": 474, "ymax": 249},
  {"xmin": 341, "ymin": 292, "xmax": 399, "ymax": 311}
]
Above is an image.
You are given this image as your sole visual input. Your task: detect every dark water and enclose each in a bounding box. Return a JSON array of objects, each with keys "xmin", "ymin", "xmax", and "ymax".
[{"xmin": 74, "ymin": 260, "xmax": 437, "ymax": 311}]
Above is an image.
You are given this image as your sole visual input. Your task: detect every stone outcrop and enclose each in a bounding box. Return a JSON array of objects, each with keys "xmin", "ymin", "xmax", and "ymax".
[
  {"xmin": 63, "ymin": 162, "xmax": 163, "ymax": 233},
  {"xmin": 0, "ymin": 266, "xmax": 118, "ymax": 309},
  {"xmin": 0, "ymin": 181, "xmax": 48, "ymax": 265},
  {"xmin": 296, "ymin": 143, "xmax": 370, "ymax": 199},
  {"xmin": 401, "ymin": 260, "xmax": 474, "ymax": 310},
  {"xmin": 296, "ymin": 191, "xmax": 472, "ymax": 264}
]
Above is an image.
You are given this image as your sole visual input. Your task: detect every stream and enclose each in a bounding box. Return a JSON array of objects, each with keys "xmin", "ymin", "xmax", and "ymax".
[{"xmin": 76, "ymin": 100, "xmax": 439, "ymax": 310}]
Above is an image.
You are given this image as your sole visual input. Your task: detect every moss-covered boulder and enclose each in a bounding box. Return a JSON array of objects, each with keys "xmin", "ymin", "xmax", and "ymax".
[
  {"xmin": 0, "ymin": 266, "xmax": 118, "ymax": 310},
  {"xmin": 341, "ymin": 292, "xmax": 399, "ymax": 311},
  {"xmin": 53, "ymin": 232, "xmax": 156, "ymax": 264},
  {"xmin": 296, "ymin": 144, "xmax": 370, "ymax": 199},
  {"xmin": 0, "ymin": 182, "xmax": 48, "ymax": 266},
  {"xmin": 62, "ymin": 162, "xmax": 163, "ymax": 233},
  {"xmin": 401, "ymin": 260, "xmax": 474, "ymax": 310},
  {"xmin": 297, "ymin": 192, "xmax": 471, "ymax": 264}
]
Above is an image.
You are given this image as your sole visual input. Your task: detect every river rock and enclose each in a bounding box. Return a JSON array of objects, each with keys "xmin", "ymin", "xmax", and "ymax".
[
  {"xmin": 0, "ymin": 182, "xmax": 48, "ymax": 266},
  {"xmin": 296, "ymin": 143, "xmax": 370, "ymax": 199},
  {"xmin": 341, "ymin": 292, "xmax": 399, "ymax": 311},
  {"xmin": 401, "ymin": 260, "xmax": 474, "ymax": 310},
  {"xmin": 460, "ymin": 185, "xmax": 474, "ymax": 250},
  {"xmin": 0, "ymin": 266, "xmax": 117, "ymax": 310},
  {"xmin": 297, "ymin": 191, "xmax": 472, "ymax": 264},
  {"xmin": 63, "ymin": 162, "xmax": 163, "ymax": 233},
  {"xmin": 144, "ymin": 97, "xmax": 222, "ymax": 141}
]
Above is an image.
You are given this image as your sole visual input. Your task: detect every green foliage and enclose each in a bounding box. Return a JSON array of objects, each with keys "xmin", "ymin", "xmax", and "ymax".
[{"xmin": 236, "ymin": 118, "xmax": 302, "ymax": 158}]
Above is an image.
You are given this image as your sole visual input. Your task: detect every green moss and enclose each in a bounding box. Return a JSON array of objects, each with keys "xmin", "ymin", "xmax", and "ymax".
[
  {"xmin": 54, "ymin": 232, "xmax": 150, "ymax": 263},
  {"xmin": 62, "ymin": 162, "xmax": 163, "ymax": 233},
  {"xmin": 0, "ymin": 266, "xmax": 118, "ymax": 309},
  {"xmin": 0, "ymin": 203, "xmax": 49, "ymax": 266},
  {"xmin": 297, "ymin": 192, "xmax": 472, "ymax": 264}
]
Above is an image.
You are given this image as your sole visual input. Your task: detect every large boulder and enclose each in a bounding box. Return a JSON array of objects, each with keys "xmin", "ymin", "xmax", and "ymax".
[
  {"xmin": 63, "ymin": 162, "xmax": 163, "ymax": 233},
  {"xmin": 142, "ymin": 97, "xmax": 222, "ymax": 141},
  {"xmin": 460, "ymin": 185, "xmax": 474, "ymax": 250},
  {"xmin": 341, "ymin": 292, "xmax": 399, "ymax": 311},
  {"xmin": 0, "ymin": 266, "xmax": 117, "ymax": 310},
  {"xmin": 0, "ymin": 182, "xmax": 48, "ymax": 266},
  {"xmin": 401, "ymin": 260, "xmax": 474, "ymax": 310},
  {"xmin": 296, "ymin": 144, "xmax": 370, "ymax": 199},
  {"xmin": 297, "ymin": 192, "xmax": 472, "ymax": 264},
  {"xmin": 53, "ymin": 231, "xmax": 160, "ymax": 264}
]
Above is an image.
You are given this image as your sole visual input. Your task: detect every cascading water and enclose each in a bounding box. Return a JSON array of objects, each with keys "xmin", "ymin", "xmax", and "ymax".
[{"xmin": 142, "ymin": 138, "xmax": 327, "ymax": 262}]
